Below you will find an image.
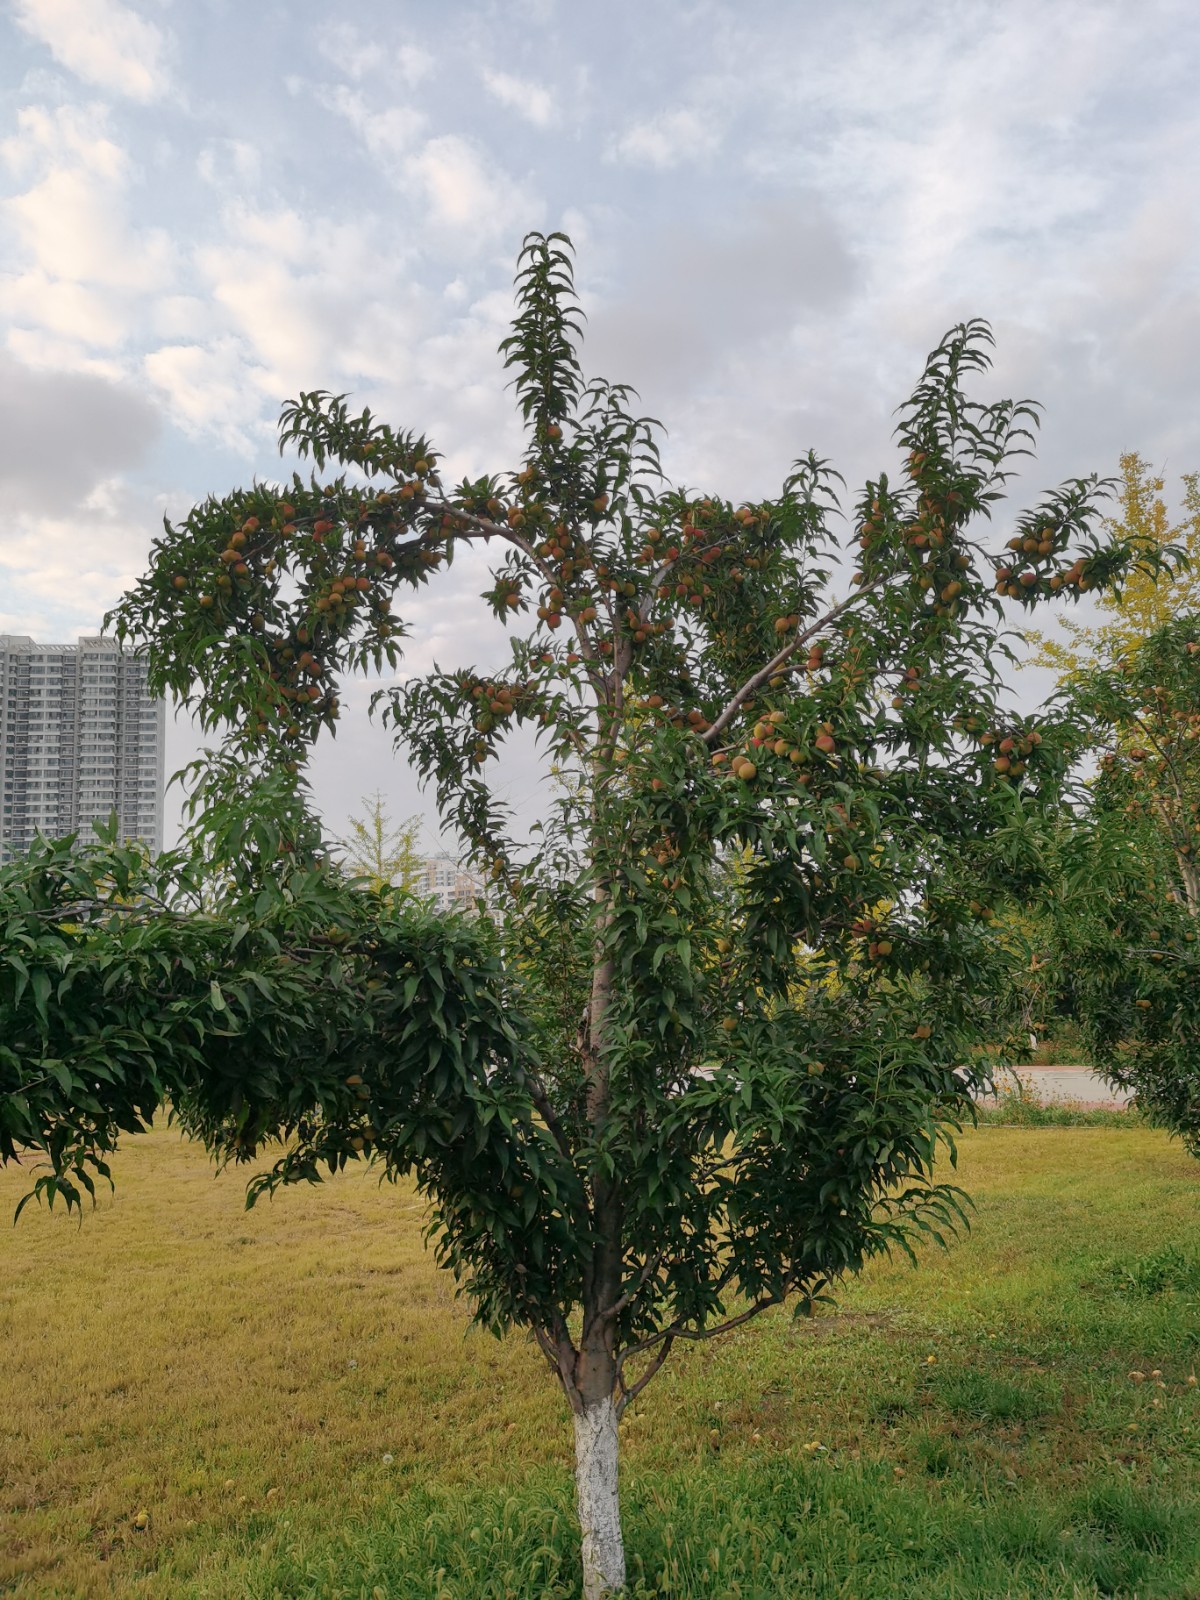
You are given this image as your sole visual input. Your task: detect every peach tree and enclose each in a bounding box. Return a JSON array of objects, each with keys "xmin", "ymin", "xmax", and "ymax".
[{"xmin": 3, "ymin": 235, "xmax": 1148, "ymax": 1597}]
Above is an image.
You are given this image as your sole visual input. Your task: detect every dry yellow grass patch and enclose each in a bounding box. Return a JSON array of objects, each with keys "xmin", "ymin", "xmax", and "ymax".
[{"xmin": 0, "ymin": 1126, "xmax": 556, "ymax": 1596}]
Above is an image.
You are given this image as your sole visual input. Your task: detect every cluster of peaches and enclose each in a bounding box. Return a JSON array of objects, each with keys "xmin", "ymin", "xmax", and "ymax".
[
  {"xmin": 993, "ymin": 523, "xmax": 1096, "ymax": 600},
  {"xmin": 165, "ymin": 484, "xmax": 438, "ymax": 741}
]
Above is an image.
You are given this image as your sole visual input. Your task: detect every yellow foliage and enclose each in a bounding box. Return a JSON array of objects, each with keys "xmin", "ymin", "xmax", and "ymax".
[
  {"xmin": 1028, "ymin": 452, "xmax": 1200, "ymax": 677},
  {"xmin": 332, "ymin": 789, "xmax": 423, "ymax": 893}
]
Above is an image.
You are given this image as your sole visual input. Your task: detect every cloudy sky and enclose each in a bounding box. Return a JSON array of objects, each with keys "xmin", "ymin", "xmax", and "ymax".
[{"xmin": 2, "ymin": 0, "xmax": 1198, "ymax": 849}]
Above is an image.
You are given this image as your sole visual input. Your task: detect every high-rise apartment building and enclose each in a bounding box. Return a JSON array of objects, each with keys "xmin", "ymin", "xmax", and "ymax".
[
  {"xmin": 416, "ymin": 855, "xmax": 486, "ymax": 912},
  {"xmin": 0, "ymin": 635, "xmax": 166, "ymax": 864}
]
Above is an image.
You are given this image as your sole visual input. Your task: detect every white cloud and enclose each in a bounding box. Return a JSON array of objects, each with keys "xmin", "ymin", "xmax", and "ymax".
[
  {"xmin": 482, "ymin": 69, "xmax": 557, "ymax": 128},
  {"xmin": 317, "ymin": 85, "xmax": 427, "ymax": 163},
  {"xmin": 405, "ymin": 134, "xmax": 534, "ymax": 239},
  {"xmin": 610, "ymin": 107, "xmax": 720, "ymax": 169},
  {"xmin": 4, "ymin": 274, "xmax": 130, "ymax": 348},
  {"xmin": 0, "ymin": 488, "xmax": 165, "ymax": 640},
  {"xmin": 143, "ymin": 338, "xmax": 272, "ymax": 450},
  {"xmin": 316, "ymin": 20, "xmax": 434, "ymax": 86},
  {"xmin": 0, "ymin": 101, "xmax": 124, "ymax": 179},
  {"xmin": 188, "ymin": 203, "xmax": 426, "ymax": 401},
  {"xmin": 7, "ymin": 167, "xmax": 173, "ymax": 292},
  {"xmin": 197, "ymin": 139, "xmax": 262, "ymax": 190},
  {"xmin": 11, "ymin": 0, "xmax": 171, "ymax": 102},
  {"xmin": 1, "ymin": 102, "xmax": 176, "ymax": 354},
  {"xmin": 320, "ymin": 89, "xmax": 537, "ymax": 249}
]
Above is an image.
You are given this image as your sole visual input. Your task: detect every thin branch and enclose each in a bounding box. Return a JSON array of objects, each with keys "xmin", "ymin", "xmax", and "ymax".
[
  {"xmin": 425, "ymin": 499, "xmax": 605, "ymax": 684},
  {"xmin": 616, "ymin": 1334, "xmax": 673, "ymax": 1416},
  {"xmin": 637, "ymin": 552, "xmax": 683, "ymax": 625},
  {"xmin": 702, "ymin": 579, "xmax": 887, "ymax": 746},
  {"xmin": 615, "ymin": 1281, "xmax": 793, "ymax": 1376},
  {"xmin": 510, "ymin": 1062, "xmax": 575, "ymax": 1165},
  {"xmin": 598, "ymin": 1251, "xmax": 664, "ymax": 1320},
  {"xmin": 532, "ymin": 1322, "xmax": 564, "ymax": 1378}
]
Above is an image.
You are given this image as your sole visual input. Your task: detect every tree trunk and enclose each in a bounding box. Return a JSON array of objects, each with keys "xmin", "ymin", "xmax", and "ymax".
[
  {"xmin": 573, "ymin": 1392, "xmax": 625, "ymax": 1599},
  {"xmin": 1178, "ymin": 855, "xmax": 1200, "ymax": 916}
]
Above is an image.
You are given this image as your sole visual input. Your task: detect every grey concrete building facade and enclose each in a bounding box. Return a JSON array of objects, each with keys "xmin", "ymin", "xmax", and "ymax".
[{"xmin": 0, "ymin": 635, "xmax": 165, "ymax": 864}]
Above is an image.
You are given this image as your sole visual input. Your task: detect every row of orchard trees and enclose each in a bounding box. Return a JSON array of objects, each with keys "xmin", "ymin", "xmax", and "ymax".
[{"xmin": 1, "ymin": 236, "xmax": 1197, "ymax": 1599}]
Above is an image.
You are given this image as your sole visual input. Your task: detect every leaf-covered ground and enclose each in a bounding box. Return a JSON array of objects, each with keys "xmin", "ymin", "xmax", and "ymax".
[{"xmin": 3, "ymin": 1121, "xmax": 1199, "ymax": 1598}]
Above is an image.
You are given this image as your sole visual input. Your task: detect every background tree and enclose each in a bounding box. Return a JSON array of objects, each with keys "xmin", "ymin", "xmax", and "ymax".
[
  {"xmin": 1034, "ymin": 617, "xmax": 1200, "ymax": 1144},
  {"xmin": 332, "ymin": 790, "xmax": 424, "ymax": 893},
  {"xmin": 4, "ymin": 235, "xmax": 1154, "ymax": 1597},
  {"xmin": 1029, "ymin": 451, "xmax": 1200, "ymax": 677}
]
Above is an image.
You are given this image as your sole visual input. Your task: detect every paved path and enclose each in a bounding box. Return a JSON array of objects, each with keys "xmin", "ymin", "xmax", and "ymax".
[{"xmin": 979, "ymin": 1064, "xmax": 1132, "ymax": 1106}]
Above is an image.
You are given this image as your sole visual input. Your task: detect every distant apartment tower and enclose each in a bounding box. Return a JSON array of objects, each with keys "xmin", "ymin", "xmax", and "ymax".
[
  {"xmin": 0, "ymin": 635, "xmax": 166, "ymax": 865},
  {"xmin": 417, "ymin": 855, "xmax": 485, "ymax": 912}
]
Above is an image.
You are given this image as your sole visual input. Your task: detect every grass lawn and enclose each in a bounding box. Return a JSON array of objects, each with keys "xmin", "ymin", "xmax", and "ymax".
[{"xmin": 3, "ymin": 1121, "xmax": 1200, "ymax": 1598}]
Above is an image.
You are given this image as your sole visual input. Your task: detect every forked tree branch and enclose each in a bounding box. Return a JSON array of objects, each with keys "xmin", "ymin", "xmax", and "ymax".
[
  {"xmin": 615, "ymin": 1334, "xmax": 673, "ymax": 1416},
  {"xmin": 598, "ymin": 1251, "xmax": 665, "ymax": 1321},
  {"xmin": 426, "ymin": 499, "xmax": 605, "ymax": 681},
  {"xmin": 614, "ymin": 1278, "xmax": 795, "ymax": 1379}
]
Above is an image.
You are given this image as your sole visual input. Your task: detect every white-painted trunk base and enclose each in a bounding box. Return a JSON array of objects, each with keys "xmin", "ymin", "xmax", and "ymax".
[{"xmin": 574, "ymin": 1396, "xmax": 625, "ymax": 1599}]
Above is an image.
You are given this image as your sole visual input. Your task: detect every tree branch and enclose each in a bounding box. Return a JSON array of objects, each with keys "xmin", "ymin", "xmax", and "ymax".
[
  {"xmin": 615, "ymin": 1280, "xmax": 794, "ymax": 1377},
  {"xmin": 426, "ymin": 499, "xmax": 606, "ymax": 685},
  {"xmin": 510, "ymin": 1061, "xmax": 575, "ymax": 1165},
  {"xmin": 702, "ymin": 579, "xmax": 887, "ymax": 746},
  {"xmin": 615, "ymin": 1334, "xmax": 673, "ymax": 1416},
  {"xmin": 598, "ymin": 1251, "xmax": 664, "ymax": 1320}
]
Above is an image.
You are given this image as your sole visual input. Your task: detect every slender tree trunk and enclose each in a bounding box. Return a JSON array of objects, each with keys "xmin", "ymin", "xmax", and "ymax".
[
  {"xmin": 1178, "ymin": 854, "xmax": 1200, "ymax": 916},
  {"xmin": 573, "ymin": 1384, "xmax": 624, "ymax": 1598},
  {"xmin": 575, "ymin": 780, "xmax": 626, "ymax": 1595}
]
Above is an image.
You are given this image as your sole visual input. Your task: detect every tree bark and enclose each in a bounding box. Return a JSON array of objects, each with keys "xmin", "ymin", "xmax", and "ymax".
[
  {"xmin": 573, "ymin": 1392, "xmax": 625, "ymax": 1599},
  {"xmin": 1178, "ymin": 854, "xmax": 1200, "ymax": 916}
]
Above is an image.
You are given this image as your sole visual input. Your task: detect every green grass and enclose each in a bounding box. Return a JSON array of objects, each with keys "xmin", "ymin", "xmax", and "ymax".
[{"xmin": 4, "ymin": 1124, "xmax": 1200, "ymax": 1597}]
